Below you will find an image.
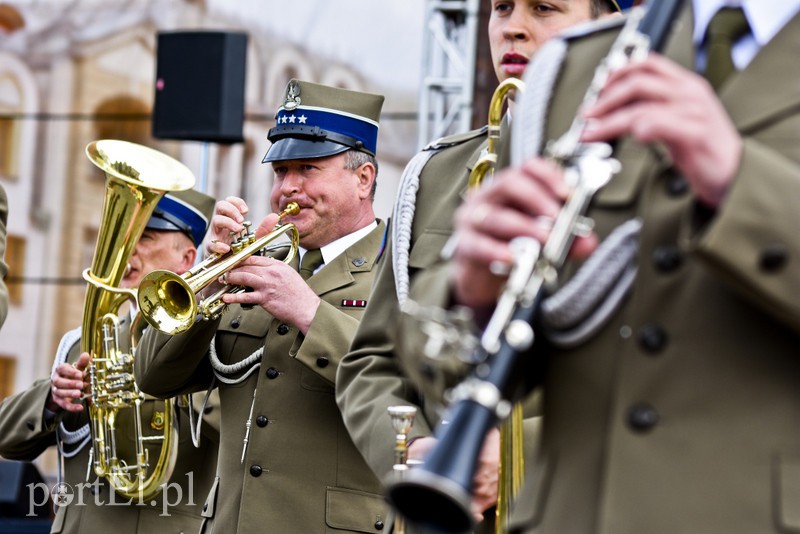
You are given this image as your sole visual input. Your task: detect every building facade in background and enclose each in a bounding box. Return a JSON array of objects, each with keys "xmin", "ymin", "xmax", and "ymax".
[{"xmin": 0, "ymin": 0, "xmax": 422, "ymax": 480}]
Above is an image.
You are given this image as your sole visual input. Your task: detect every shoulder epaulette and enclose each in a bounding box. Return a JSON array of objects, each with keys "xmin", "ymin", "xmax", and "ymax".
[
  {"xmin": 558, "ymin": 12, "xmax": 627, "ymax": 41},
  {"xmin": 423, "ymin": 125, "xmax": 488, "ymax": 151}
]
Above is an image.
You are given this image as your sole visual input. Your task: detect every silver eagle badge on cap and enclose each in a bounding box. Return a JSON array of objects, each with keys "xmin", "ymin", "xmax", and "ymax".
[{"xmin": 284, "ymin": 80, "xmax": 301, "ymax": 111}]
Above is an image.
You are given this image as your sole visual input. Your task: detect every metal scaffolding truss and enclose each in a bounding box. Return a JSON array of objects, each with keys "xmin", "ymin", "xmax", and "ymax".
[{"xmin": 416, "ymin": 0, "xmax": 480, "ymax": 150}]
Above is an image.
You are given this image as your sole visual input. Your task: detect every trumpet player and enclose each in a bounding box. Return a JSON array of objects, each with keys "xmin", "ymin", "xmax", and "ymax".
[
  {"xmin": 0, "ymin": 189, "xmax": 219, "ymax": 533},
  {"xmin": 411, "ymin": 0, "xmax": 800, "ymax": 533},
  {"xmin": 336, "ymin": 0, "xmax": 621, "ymax": 531},
  {"xmin": 134, "ymin": 80, "xmax": 390, "ymax": 534}
]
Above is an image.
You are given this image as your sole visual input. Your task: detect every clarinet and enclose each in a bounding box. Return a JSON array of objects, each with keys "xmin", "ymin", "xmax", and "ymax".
[{"xmin": 386, "ymin": 1, "xmax": 685, "ymax": 532}]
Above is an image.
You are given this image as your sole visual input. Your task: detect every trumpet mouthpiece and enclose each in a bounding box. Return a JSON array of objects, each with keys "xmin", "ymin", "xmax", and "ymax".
[{"xmin": 280, "ymin": 202, "xmax": 300, "ymax": 219}]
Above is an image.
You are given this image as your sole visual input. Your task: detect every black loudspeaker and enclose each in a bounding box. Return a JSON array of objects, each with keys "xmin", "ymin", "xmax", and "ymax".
[{"xmin": 152, "ymin": 31, "xmax": 247, "ymax": 144}]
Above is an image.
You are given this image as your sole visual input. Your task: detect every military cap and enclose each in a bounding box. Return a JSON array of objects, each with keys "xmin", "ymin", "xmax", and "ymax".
[
  {"xmin": 262, "ymin": 79, "xmax": 385, "ymax": 163},
  {"xmin": 146, "ymin": 188, "xmax": 215, "ymax": 247}
]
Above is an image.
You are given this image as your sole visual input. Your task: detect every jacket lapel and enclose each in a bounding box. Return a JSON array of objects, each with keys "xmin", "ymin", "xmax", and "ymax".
[
  {"xmin": 306, "ymin": 220, "xmax": 387, "ymax": 297},
  {"xmin": 721, "ymin": 11, "xmax": 800, "ymax": 132}
]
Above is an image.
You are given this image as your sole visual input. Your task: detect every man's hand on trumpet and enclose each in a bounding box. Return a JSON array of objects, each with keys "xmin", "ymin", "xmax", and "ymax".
[
  {"xmin": 206, "ymin": 196, "xmax": 250, "ymax": 256},
  {"xmin": 206, "ymin": 196, "xmax": 321, "ymax": 335}
]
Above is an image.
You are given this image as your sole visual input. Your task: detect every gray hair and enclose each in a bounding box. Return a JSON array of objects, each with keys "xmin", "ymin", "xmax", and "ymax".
[{"xmin": 344, "ymin": 150, "xmax": 379, "ymax": 200}]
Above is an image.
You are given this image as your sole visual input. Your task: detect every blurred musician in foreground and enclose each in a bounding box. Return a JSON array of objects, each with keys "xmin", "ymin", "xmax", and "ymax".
[
  {"xmin": 335, "ymin": 0, "xmax": 620, "ymax": 529},
  {"xmin": 409, "ymin": 0, "xmax": 800, "ymax": 532},
  {"xmin": 135, "ymin": 80, "xmax": 391, "ymax": 533},
  {"xmin": 0, "ymin": 188, "xmax": 219, "ymax": 533}
]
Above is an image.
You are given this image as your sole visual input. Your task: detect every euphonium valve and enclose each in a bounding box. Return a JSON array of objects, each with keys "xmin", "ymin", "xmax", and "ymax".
[{"xmin": 138, "ymin": 202, "xmax": 301, "ymax": 335}]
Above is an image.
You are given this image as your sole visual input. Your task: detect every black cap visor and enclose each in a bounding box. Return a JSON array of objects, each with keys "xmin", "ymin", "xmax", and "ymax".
[{"xmin": 262, "ymin": 137, "xmax": 350, "ymax": 163}]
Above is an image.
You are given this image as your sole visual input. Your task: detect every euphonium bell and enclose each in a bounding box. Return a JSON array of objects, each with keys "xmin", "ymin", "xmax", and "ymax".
[{"xmin": 138, "ymin": 203, "xmax": 301, "ymax": 336}]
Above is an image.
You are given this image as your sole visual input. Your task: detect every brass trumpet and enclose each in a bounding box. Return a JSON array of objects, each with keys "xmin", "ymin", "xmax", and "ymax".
[{"xmin": 138, "ymin": 203, "xmax": 301, "ymax": 335}]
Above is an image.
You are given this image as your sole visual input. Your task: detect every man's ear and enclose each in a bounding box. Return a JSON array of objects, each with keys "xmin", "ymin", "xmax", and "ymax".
[
  {"xmin": 181, "ymin": 242, "xmax": 198, "ymax": 272},
  {"xmin": 356, "ymin": 162, "xmax": 376, "ymax": 200}
]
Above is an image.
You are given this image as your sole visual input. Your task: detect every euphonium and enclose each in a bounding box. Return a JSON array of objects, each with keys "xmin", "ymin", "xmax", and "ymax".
[
  {"xmin": 467, "ymin": 78, "xmax": 524, "ymax": 189},
  {"xmin": 468, "ymin": 77, "xmax": 527, "ymax": 534},
  {"xmin": 82, "ymin": 139, "xmax": 195, "ymax": 500},
  {"xmin": 137, "ymin": 203, "xmax": 300, "ymax": 336}
]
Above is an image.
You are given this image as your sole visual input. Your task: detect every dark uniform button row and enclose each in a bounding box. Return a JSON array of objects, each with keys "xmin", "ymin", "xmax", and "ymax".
[{"xmin": 627, "ymin": 171, "xmax": 683, "ymax": 436}]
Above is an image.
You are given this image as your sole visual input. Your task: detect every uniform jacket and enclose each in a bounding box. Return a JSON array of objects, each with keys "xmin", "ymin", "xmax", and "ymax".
[
  {"xmin": 0, "ymin": 184, "xmax": 9, "ymax": 327},
  {"xmin": 336, "ymin": 126, "xmax": 541, "ymax": 534},
  {"xmin": 0, "ymin": 321, "xmax": 219, "ymax": 534},
  {"xmin": 403, "ymin": 6, "xmax": 800, "ymax": 534},
  {"xmin": 135, "ymin": 221, "xmax": 390, "ymax": 534}
]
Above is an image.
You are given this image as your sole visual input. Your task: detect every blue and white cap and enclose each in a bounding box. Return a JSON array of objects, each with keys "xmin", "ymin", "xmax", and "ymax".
[
  {"xmin": 262, "ymin": 79, "xmax": 385, "ymax": 163},
  {"xmin": 146, "ymin": 189, "xmax": 215, "ymax": 247}
]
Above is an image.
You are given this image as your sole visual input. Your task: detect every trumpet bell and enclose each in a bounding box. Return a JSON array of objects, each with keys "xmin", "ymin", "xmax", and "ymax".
[{"xmin": 137, "ymin": 270, "xmax": 198, "ymax": 336}]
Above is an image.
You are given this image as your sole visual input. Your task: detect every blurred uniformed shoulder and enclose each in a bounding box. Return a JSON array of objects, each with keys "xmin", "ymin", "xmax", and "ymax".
[
  {"xmin": 558, "ymin": 12, "xmax": 626, "ymax": 42},
  {"xmin": 424, "ymin": 125, "xmax": 488, "ymax": 151}
]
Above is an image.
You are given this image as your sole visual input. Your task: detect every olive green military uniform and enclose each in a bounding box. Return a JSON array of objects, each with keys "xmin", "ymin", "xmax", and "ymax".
[
  {"xmin": 336, "ymin": 128, "xmax": 487, "ymax": 466},
  {"xmin": 0, "ymin": 321, "xmax": 219, "ymax": 534},
  {"xmin": 0, "ymin": 184, "xmax": 9, "ymax": 327},
  {"xmin": 336, "ymin": 122, "xmax": 543, "ymax": 534},
  {"xmin": 135, "ymin": 222, "xmax": 389, "ymax": 534},
  {"xmin": 401, "ymin": 6, "xmax": 800, "ymax": 533}
]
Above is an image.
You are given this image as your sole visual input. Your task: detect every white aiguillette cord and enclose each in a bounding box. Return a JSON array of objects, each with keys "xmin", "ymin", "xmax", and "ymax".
[
  {"xmin": 511, "ymin": 31, "xmax": 642, "ymax": 348},
  {"xmin": 190, "ymin": 335, "xmax": 263, "ymax": 461}
]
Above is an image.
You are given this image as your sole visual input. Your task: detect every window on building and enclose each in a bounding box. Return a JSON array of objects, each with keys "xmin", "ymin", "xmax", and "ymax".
[
  {"xmin": 5, "ymin": 234, "xmax": 25, "ymax": 305},
  {"xmin": 0, "ymin": 73, "xmax": 22, "ymax": 180},
  {"xmin": 0, "ymin": 355, "xmax": 16, "ymax": 400}
]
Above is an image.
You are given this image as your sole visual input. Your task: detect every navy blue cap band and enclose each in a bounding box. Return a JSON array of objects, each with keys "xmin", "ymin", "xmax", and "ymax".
[
  {"xmin": 146, "ymin": 194, "xmax": 209, "ymax": 247},
  {"xmin": 270, "ymin": 105, "xmax": 379, "ymax": 155}
]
